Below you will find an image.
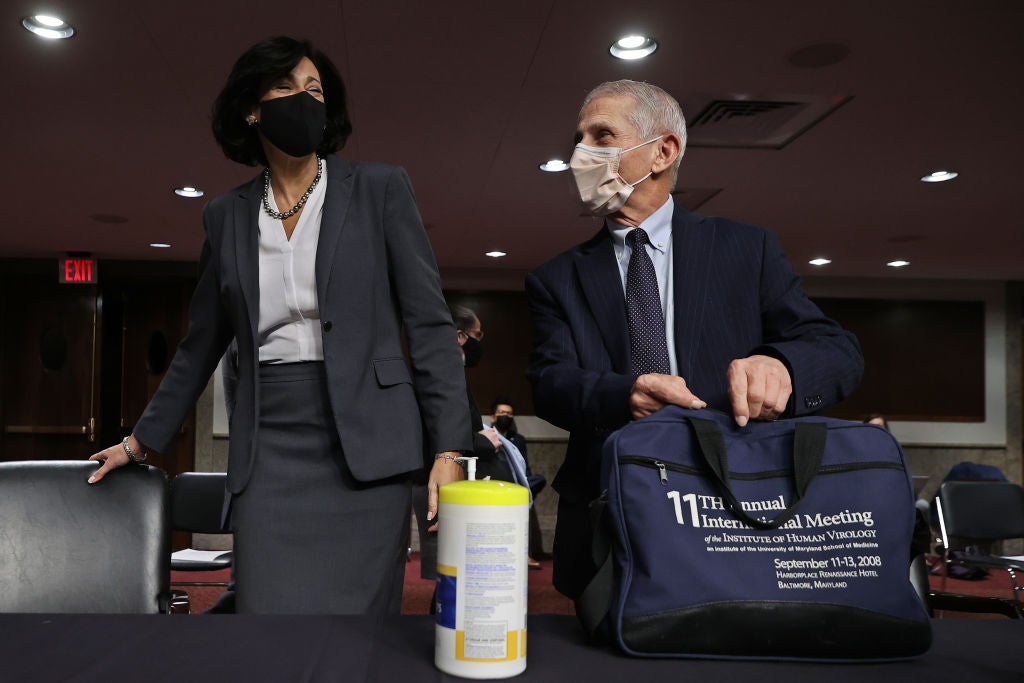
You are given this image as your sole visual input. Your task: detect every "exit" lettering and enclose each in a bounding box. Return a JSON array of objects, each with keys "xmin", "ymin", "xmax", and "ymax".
[{"xmin": 59, "ymin": 258, "xmax": 97, "ymax": 284}]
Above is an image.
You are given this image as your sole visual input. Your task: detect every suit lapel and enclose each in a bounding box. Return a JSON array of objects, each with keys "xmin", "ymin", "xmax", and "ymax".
[
  {"xmin": 315, "ymin": 155, "xmax": 355, "ymax": 308},
  {"xmin": 671, "ymin": 204, "xmax": 714, "ymax": 380},
  {"xmin": 233, "ymin": 176, "xmax": 262, "ymax": 340},
  {"xmin": 575, "ymin": 229, "xmax": 631, "ymax": 374}
]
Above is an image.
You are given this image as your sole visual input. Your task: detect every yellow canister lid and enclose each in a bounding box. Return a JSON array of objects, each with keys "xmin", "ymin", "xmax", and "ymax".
[{"xmin": 439, "ymin": 479, "xmax": 529, "ymax": 506}]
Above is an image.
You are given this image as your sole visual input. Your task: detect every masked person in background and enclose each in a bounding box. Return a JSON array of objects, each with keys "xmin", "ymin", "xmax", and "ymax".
[
  {"xmin": 450, "ymin": 305, "xmax": 514, "ymax": 484},
  {"xmin": 525, "ymin": 79, "xmax": 863, "ymax": 604},
  {"xmin": 491, "ymin": 397, "xmax": 547, "ymax": 569},
  {"xmin": 490, "ymin": 398, "xmax": 525, "ymax": 457},
  {"xmin": 88, "ymin": 36, "xmax": 471, "ymax": 615}
]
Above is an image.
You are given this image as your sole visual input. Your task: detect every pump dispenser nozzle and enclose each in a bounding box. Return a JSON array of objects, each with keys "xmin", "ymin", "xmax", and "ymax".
[{"xmin": 455, "ymin": 456, "xmax": 478, "ymax": 481}]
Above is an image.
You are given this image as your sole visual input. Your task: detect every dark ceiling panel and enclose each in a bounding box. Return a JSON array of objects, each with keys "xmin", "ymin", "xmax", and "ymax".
[{"xmin": 3, "ymin": 1, "xmax": 1022, "ymax": 281}]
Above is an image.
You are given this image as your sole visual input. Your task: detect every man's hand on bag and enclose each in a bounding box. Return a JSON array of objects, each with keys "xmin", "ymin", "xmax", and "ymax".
[
  {"xmin": 630, "ymin": 373, "xmax": 706, "ymax": 420},
  {"xmin": 728, "ymin": 354, "xmax": 792, "ymax": 427}
]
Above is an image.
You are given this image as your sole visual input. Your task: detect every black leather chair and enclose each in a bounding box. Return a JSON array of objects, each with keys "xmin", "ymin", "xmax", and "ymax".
[
  {"xmin": 931, "ymin": 480, "xmax": 1024, "ymax": 618},
  {"xmin": 169, "ymin": 472, "xmax": 232, "ymax": 613},
  {"xmin": 0, "ymin": 460, "xmax": 170, "ymax": 614}
]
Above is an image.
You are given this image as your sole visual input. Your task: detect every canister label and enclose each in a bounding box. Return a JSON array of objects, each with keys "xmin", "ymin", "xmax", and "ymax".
[{"xmin": 435, "ymin": 480, "xmax": 529, "ymax": 678}]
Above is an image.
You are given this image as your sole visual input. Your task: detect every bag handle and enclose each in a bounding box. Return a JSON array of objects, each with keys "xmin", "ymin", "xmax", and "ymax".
[{"xmin": 689, "ymin": 417, "xmax": 827, "ymax": 530}]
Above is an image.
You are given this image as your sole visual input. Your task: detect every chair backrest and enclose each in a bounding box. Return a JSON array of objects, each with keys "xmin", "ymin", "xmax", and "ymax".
[
  {"xmin": 0, "ymin": 460, "xmax": 169, "ymax": 614},
  {"xmin": 937, "ymin": 480, "xmax": 1024, "ymax": 542},
  {"xmin": 170, "ymin": 472, "xmax": 228, "ymax": 534}
]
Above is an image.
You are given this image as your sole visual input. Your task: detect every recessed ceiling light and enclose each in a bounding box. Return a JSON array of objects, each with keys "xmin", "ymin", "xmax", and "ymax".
[
  {"xmin": 920, "ymin": 170, "xmax": 958, "ymax": 183},
  {"xmin": 609, "ymin": 35, "xmax": 658, "ymax": 60},
  {"xmin": 150, "ymin": 243, "xmax": 172, "ymax": 249},
  {"xmin": 22, "ymin": 15, "xmax": 75, "ymax": 40},
  {"xmin": 485, "ymin": 251, "xmax": 507, "ymax": 258},
  {"xmin": 539, "ymin": 159, "xmax": 569, "ymax": 172},
  {"xmin": 808, "ymin": 258, "xmax": 832, "ymax": 266},
  {"xmin": 174, "ymin": 186, "xmax": 205, "ymax": 198},
  {"xmin": 887, "ymin": 260, "xmax": 911, "ymax": 268}
]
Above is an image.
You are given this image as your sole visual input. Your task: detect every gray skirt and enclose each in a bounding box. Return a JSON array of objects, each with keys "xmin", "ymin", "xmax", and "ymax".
[{"xmin": 230, "ymin": 362, "xmax": 411, "ymax": 615}]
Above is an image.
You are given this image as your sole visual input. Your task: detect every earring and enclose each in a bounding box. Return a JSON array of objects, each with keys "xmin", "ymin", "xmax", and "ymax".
[{"xmin": 245, "ymin": 115, "xmax": 257, "ymax": 126}]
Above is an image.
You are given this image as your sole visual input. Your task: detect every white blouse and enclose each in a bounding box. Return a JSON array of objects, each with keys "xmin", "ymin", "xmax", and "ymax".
[{"xmin": 256, "ymin": 159, "xmax": 327, "ymax": 364}]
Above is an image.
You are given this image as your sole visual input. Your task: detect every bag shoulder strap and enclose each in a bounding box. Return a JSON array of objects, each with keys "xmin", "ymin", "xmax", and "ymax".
[{"xmin": 576, "ymin": 495, "xmax": 614, "ymax": 641}]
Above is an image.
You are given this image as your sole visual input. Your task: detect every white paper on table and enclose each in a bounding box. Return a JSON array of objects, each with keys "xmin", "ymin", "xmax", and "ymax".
[{"xmin": 171, "ymin": 548, "xmax": 231, "ymax": 563}]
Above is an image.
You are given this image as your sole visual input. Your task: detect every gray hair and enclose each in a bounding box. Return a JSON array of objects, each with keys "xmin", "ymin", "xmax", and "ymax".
[
  {"xmin": 449, "ymin": 304, "xmax": 478, "ymax": 331},
  {"xmin": 582, "ymin": 80, "xmax": 687, "ymax": 183}
]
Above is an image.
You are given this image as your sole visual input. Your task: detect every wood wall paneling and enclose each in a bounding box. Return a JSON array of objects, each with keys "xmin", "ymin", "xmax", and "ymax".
[
  {"xmin": 1, "ymin": 276, "xmax": 100, "ymax": 460},
  {"xmin": 815, "ymin": 298, "xmax": 985, "ymax": 422},
  {"xmin": 443, "ymin": 290, "xmax": 989, "ymax": 426},
  {"xmin": 0, "ymin": 260, "xmax": 197, "ymax": 476}
]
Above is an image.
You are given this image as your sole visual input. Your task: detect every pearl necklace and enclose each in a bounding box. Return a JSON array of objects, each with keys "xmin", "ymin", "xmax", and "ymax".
[{"xmin": 262, "ymin": 157, "xmax": 322, "ymax": 220}]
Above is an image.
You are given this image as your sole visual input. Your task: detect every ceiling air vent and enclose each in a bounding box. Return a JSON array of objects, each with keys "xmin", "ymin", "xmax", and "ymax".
[{"xmin": 682, "ymin": 94, "xmax": 851, "ymax": 149}]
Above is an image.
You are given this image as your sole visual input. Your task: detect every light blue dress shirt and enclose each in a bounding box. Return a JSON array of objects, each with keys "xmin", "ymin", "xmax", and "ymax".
[{"xmin": 607, "ymin": 197, "xmax": 677, "ymax": 376}]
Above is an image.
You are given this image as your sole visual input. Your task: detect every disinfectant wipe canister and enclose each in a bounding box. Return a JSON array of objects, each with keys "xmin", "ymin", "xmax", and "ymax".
[{"xmin": 435, "ymin": 479, "xmax": 529, "ymax": 679}]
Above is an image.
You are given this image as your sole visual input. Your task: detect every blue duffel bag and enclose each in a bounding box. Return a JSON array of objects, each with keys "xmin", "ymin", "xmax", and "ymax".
[{"xmin": 578, "ymin": 406, "xmax": 932, "ymax": 660}]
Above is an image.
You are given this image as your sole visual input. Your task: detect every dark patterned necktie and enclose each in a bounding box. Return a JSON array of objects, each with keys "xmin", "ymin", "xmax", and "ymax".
[{"xmin": 625, "ymin": 228, "xmax": 671, "ymax": 376}]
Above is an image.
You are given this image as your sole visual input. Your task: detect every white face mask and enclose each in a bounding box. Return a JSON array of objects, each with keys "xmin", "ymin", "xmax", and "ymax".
[{"xmin": 569, "ymin": 136, "xmax": 662, "ymax": 215}]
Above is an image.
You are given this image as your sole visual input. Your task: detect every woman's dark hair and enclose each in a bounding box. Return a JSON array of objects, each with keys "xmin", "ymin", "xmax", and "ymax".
[{"xmin": 211, "ymin": 36, "xmax": 352, "ymax": 167}]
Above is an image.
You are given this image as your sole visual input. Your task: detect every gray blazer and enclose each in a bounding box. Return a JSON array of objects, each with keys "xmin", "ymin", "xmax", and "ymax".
[{"xmin": 134, "ymin": 155, "xmax": 473, "ymax": 494}]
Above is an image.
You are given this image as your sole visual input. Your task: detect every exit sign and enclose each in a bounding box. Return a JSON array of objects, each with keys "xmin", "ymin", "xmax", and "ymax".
[{"xmin": 59, "ymin": 258, "xmax": 97, "ymax": 284}]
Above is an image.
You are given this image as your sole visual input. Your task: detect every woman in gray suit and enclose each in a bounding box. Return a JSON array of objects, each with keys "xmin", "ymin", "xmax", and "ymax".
[{"xmin": 88, "ymin": 36, "xmax": 471, "ymax": 615}]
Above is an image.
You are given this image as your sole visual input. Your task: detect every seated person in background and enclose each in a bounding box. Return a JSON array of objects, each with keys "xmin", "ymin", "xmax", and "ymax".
[
  {"xmin": 491, "ymin": 397, "xmax": 528, "ymax": 463},
  {"xmin": 864, "ymin": 413, "xmax": 889, "ymax": 429},
  {"xmin": 491, "ymin": 397, "xmax": 547, "ymax": 568}
]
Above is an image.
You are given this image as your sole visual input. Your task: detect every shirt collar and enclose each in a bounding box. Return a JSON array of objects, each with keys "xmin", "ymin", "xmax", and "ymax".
[{"xmin": 607, "ymin": 196, "xmax": 675, "ymax": 254}]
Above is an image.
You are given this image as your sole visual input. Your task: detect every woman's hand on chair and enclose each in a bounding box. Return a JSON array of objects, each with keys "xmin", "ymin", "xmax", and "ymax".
[{"xmin": 87, "ymin": 435, "xmax": 139, "ymax": 483}]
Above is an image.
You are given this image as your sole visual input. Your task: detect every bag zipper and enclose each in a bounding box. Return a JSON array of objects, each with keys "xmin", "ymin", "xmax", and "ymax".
[{"xmin": 619, "ymin": 454, "xmax": 905, "ymax": 485}]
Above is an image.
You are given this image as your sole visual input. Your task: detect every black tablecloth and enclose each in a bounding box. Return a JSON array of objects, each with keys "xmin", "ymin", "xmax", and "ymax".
[{"xmin": 1, "ymin": 614, "xmax": 1020, "ymax": 682}]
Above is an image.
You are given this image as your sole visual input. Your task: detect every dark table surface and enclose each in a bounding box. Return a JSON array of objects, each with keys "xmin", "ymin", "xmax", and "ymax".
[{"xmin": 1, "ymin": 614, "xmax": 1020, "ymax": 682}]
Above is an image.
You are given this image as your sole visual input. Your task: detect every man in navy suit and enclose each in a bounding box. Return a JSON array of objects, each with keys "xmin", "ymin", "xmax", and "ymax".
[{"xmin": 525, "ymin": 80, "xmax": 863, "ymax": 601}]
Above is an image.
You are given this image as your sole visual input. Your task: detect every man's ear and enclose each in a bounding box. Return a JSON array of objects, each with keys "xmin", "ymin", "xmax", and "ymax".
[{"xmin": 652, "ymin": 133, "xmax": 682, "ymax": 175}]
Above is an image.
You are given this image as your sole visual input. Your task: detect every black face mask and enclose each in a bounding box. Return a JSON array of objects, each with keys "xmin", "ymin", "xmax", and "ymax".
[
  {"xmin": 258, "ymin": 92, "xmax": 326, "ymax": 158},
  {"xmin": 461, "ymin": 335, "xmax": 483, "ymax": 368},
  {"xmin": 493, "ymin": 415, "xmax": 516, "ymax": 435}
]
